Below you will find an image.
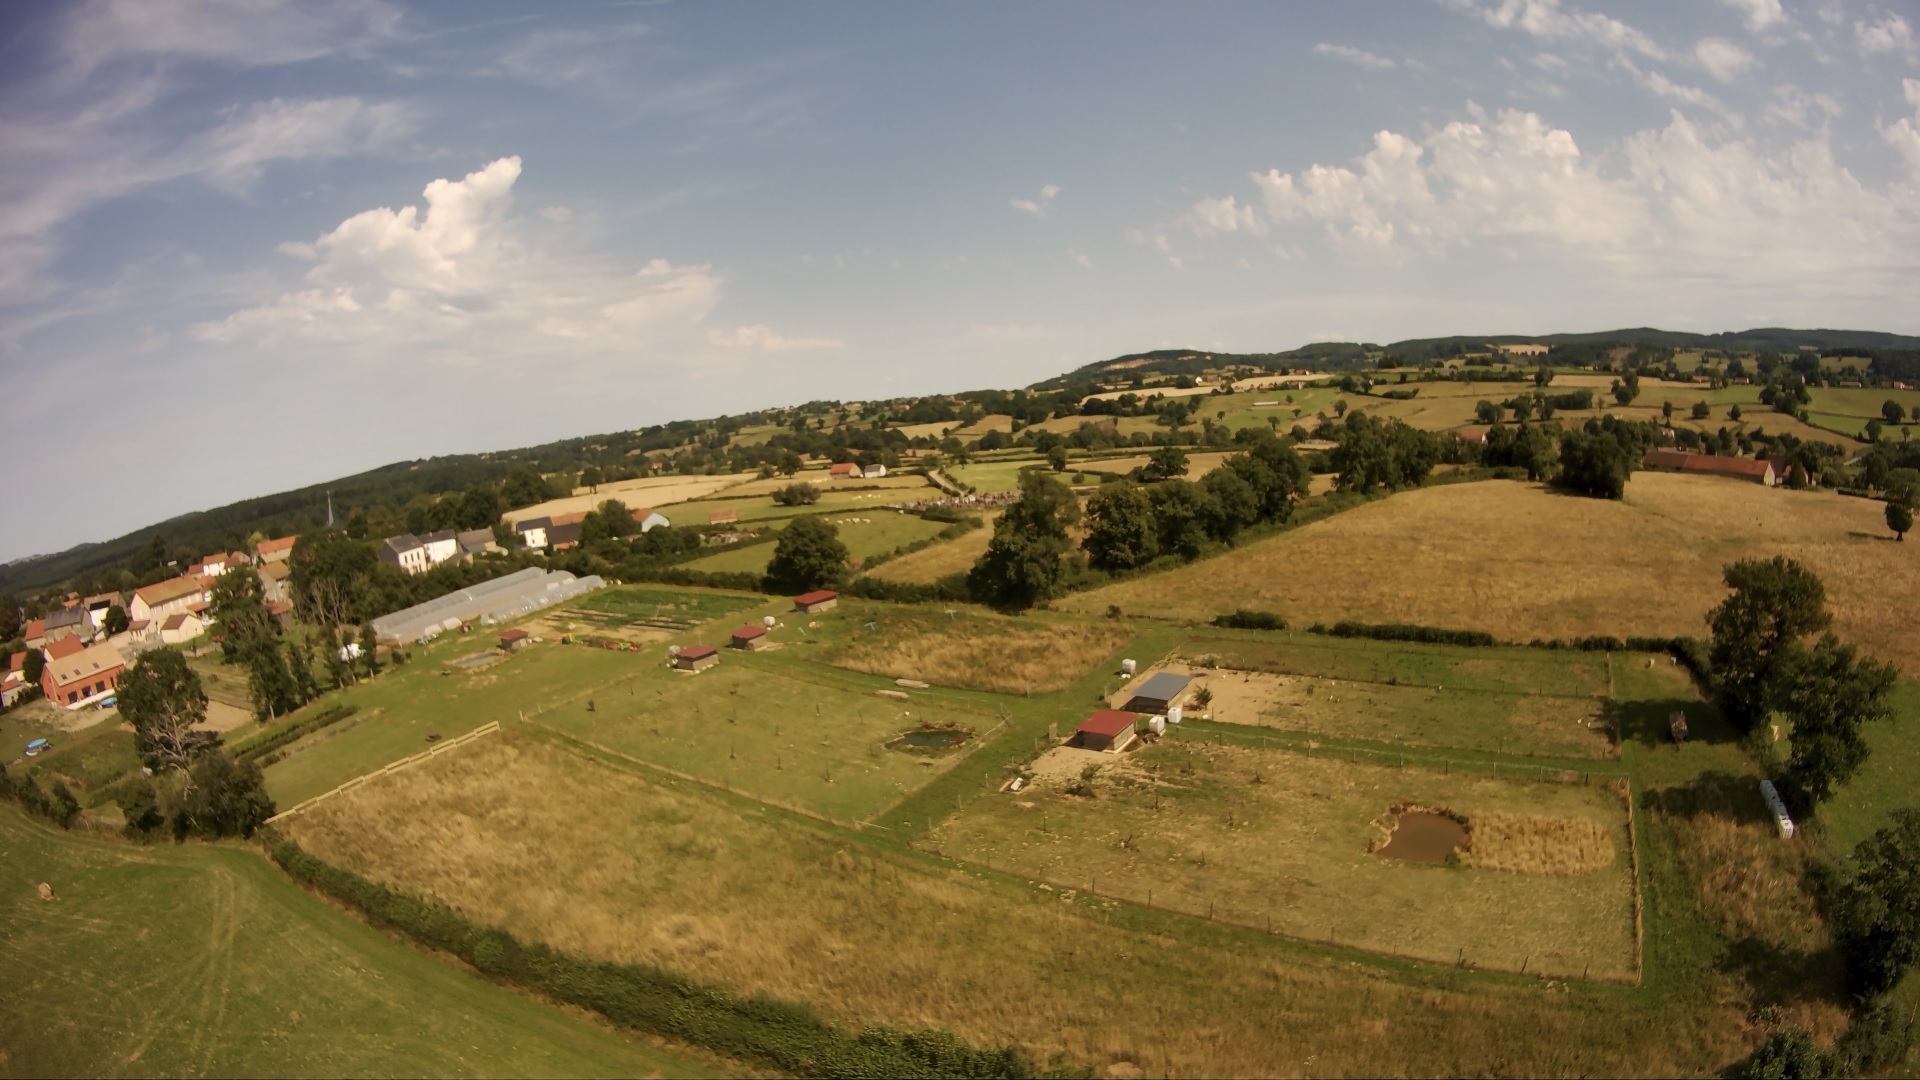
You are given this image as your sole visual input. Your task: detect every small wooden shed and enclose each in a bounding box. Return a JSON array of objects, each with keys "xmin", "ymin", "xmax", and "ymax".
[
  {"xmin": 1123, "ymin": 671, "xmax": 1192, "ymax": 714},
  {"xmin": 498, "ymin": 628, "xmax": 530, "ymax": 651},
  {"xmin": 792, "ymin": 590, "xmax": 839, "ymax": 615},
  {"xmin": 1074, "ymin": 710, "xmax": 1139, "ymax": 753},
  {"xmin": 729, "ymin": 625, "xmax": 768, "ymax": 651},
  {"xmin": 674, "ymin": 644, "xmax": 720, "ymax": 671}
]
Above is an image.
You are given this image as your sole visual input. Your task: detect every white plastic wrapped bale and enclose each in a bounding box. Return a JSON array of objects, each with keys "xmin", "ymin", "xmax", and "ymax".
[{"xmin": 1759, "ymin": 780, "xmax": 1796, "ymax": 839}]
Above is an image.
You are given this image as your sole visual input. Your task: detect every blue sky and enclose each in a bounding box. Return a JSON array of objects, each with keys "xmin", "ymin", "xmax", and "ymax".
[{"xmin": 3, "ymin": 0, "xmax": 1918, "ymax": 560}]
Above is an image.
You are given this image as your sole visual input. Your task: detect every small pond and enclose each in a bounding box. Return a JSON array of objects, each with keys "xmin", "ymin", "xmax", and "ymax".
[
  {"xmin": 1375, "ymin": 810, "xmax": 1468, "ymax": 864},
  {"xmin": 888, "ymin": 728, "xmax": 970, "ymax": 751}
]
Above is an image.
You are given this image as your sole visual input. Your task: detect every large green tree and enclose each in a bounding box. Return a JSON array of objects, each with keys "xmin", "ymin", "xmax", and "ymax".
[
  {"xmin": 967, "ymin": 471, "xmax": 1080, "ymax": 609},
  {"xmin": 117, "ymin": 648, "xmax": 210, "ymax": 772},
  {"xmin": 1707, "ymin": 557, "xmax": 1831, "ymax": 733},
  {"xmin": 1081, "ymin": 481, "xmax": 1159, "ymax": 572},
  {"xmin": 211, "ymin": 568, "xmax": 302, "ymax": 721},
  {"xmin": 1775, "ymin": 634, "xmax": 1897, "ymax": 809},
  {"xmin": 1831, "ymin": 808, "xmax": 1920, "ymax": 997},
  {"xmin": 1554, "ymin": 429, "xmax": 1632, "ymax": 499},
  {"xmin": 763, "ymin": 515, "xmax": 849, "ymax": 595}
]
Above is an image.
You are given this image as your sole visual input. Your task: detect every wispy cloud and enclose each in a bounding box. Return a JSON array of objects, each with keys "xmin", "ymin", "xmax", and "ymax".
[
  {"xmin": 1693, "ymin": 37, "xmax": 1754, "ymax": 82},
  {"xmin": 1456, "ymin": 0, "xmax": 1667, "ymax": 61},
  {"xmin": 707, "ymin": 324, "xmax": 841, "ymax": 351},
  {"xmin": 1720, "ymin": 0, "xmax": 1785, "ymax": 34},
  {"xmin": 1855, "ymin": 12, "xmax": 1915, "ymax": 57},
  {"xmin": 1010, "ymin": 184, "xmax": 1061, "ymax": 217},
  {"xmin": 1313, "ymin": 43, "xmax": 1396, "ymax": 70}
]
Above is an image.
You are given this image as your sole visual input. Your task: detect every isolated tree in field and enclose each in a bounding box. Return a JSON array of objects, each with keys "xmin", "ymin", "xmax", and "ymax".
[
  {"xmin": 1082, "ymin": 481, "xmax": 1159, "ymax": 572},
  {"xmin": 1775, "ymin": 634, "xmax": 1896, "ymax": 810},
  {"xmin": 1831, "ymin": 808, "xmax": 1920, "ymax": 997},
  {"xmin": 1140, "ymin": 445, "xmax": 1189, "ymax": 481},
  {"xmin": 1510, "ymin": 394, "xmax": 1534, "ymax": 422},
  {"xmin": 358, "ymin": 622, "xmax": 381, "ymax": 678},
  {"xmin": 1887, "ymin": 468, "xmax": 1920, "ymax": 511},
  {"xmin": 1554, "ymin": 429, "xmax": 1631, "ymax": 499},
  {"xmin": 771, "ymin": 482, "xmax": 821, "ymax": 507},
  {"xmin": 1885, "ymin": 400, "xmax": 1907, "ymax": 426},
  {"xmin": 1888, "ymin": 501, "xmax": 1913, "ymax": 542},
  {"xmin": 582, "ymin": 466, "xmax": 603, "ymax": 494},
  {"xmin": 1048, "ymin": 445, "xmax": 1070, "ymax": 472},
  {"xmin": 764, "ymin": 515, "xmax": 849, "ymax": 595},
  {"xmin": 1707, "ymin": 557, "xmax": 1831, "ymax": 733},
  {"xmin": 1534, "ymin": 364, "xmax": 1553, "ymax": 387},
  {"xmin": 1612, "ymin": 373, "xmax": 1641, "ymax": 406},
  {"xmin": 1661, "ymin": 400, "xmax": 1673, "ymax": 422},
  {"xmin": 1475, "ymin": 399, "xmax": 1500, "ymax": 425},
  {"xmin": 117, "ymin": 648, "xmax": 209, "ymax": 773},
  {"xmin": 968, "ymin": 471, "xmax": 1080, "ymax": 609},
  {"xmin": 1729, "ymin": 404, "xmax": 1742, "ymax": 421},
  {"xmin": 1866, "ymin": 419, "xmax": 1884, "ymax": 443},
  {"xmin": 1690, "ymin": 401, "xmax": 1710, "ymax": 420}
]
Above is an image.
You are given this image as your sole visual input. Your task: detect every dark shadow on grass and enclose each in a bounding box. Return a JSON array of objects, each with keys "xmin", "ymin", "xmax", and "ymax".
[
  {"xmin": 1845, "ymin": 530, "xmax": 1901, "ymax": 543},
  {"xmin": 1613, "ymin": 696, "xmax": 1739, "ymax": 750}
]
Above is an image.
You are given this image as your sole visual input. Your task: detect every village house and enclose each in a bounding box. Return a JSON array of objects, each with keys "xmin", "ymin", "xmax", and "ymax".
[
  {"xmin": 41, "ymin": 640, "xmax": 126, "ymax": 709},
  {"xmin": 159, "ymin": 612, "xmax": 207, "ymax": 645},
  {"xmin": 515, "ymin": 516, "xmax": 552, "ymax": 549},
  {"xmin": 257, "ymin": 560, "xmax": 293, "ymax": 605},
  {"xmin": 630, "ymin": 507, "xmax": 671, "ymax": 533},
  {"xmin": 83, "ymin": 592, "xmax": 119, "ymax": 627},
  {"xmin": 43, "ymin": 604, "xmax": 94, "ymax": 646},
  {"xmin": 131, "ymin": 574, "xmax": 213, "ymax": 625},
  {"xmin": 829, "ymin": 462, "xmax": 861, "ymax": 479},
  {"xmin": 674, "ymin": 644, "xmax": 720, "ymax": 671},
  {"xmin": 792, "ymin": 590, "xmax": 839, "ymax": 614},
  {"xmin": 862, "ymin": 463, "xmax": 888, "ymax": 478},
  {"xmin": 255, "ymin": 535, "xmax": 297, "ymax": 564},
  {"xmin": 2, "ymin": 652, "xmax": 31, "ymax": 708},
  {"xmin": 1641, "ymin": 448, "xmax": 1777, "ymax": 486},
  {"xmin": 379, "ymin": 534, "xmax": 433, "ymax": 575},
  {"xmin": 457, "ymin": 528, "xmax": 504, "ymax": 561},
  {"xmin": 22, "ymin": 619, "xmax": 46, "ymax": 650}
]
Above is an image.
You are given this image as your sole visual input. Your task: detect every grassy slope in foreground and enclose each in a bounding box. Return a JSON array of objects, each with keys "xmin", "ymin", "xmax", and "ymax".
[
  {"xmin": 1065, "ymin": 473, "xmax": 1920, "ymax": 672},
  {"xmin": 0, "ymin": 808, "xmax": 721, "ymax": 1078}
]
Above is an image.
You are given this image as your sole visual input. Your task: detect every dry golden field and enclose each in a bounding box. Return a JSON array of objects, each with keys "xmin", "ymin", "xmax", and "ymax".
[
  {"xmin": 504, "ymin": 472, "xmax": 756, "ymax": 524},
  {"xmin": 926, "ymin": 741, "xmax": 1638, "ymax": 980},
  {"xmin": 1066, "ymin": 474, "xmax": 1920, "ymax": 671},
  {"xmin": 1077, "ymin": 450, "xmax": 1239, "ymax": 478},
  {"xmin": 867, "ymin": 510, "xmax": 1002, "ymax": 583},
  {"xmin": 285, "ymin": 736, "xmax": 1747, "ymax": 1077},
  {"xmin": 826, "ymin": 610, "xmax": 1131, "ymax": 694}
]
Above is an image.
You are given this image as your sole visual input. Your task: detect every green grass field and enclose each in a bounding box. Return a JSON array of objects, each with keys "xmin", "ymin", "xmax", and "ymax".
[
  {"xmin": 526, "ymin": 648, "xmax": 994, "ymax": 822},
  {"xmin": 576, "ymin": 585, "xmax": 766, "ymax": 626},
  {"xmin": 0, "ymin": 807, "xmax": 720, "ymax": 1078},
  {"xmin": 682, "ymin": 511, "xmax": 949, "ymax": 575},
  {"xmin": 946, "ymin": 457, "xmax": 1045, "ymax": 493}
]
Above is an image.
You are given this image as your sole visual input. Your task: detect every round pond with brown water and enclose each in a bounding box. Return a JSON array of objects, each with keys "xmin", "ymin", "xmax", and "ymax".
[{"xmin": 1375, "ymin": 810, "xmax": 1468, "ymax": 864}]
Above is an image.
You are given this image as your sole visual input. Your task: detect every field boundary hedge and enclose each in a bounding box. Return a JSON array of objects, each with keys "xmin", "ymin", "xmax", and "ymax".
[
  {"xmin": 230, "ymin": 703, "xmax": 361, "ymax": 764},
  {"xmin": 268, "ymin": 839, "xmax": 1052, "ymax": 1078}
]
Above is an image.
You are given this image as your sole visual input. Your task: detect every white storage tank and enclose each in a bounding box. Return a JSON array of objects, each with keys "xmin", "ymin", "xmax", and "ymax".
[
  {"xmin": 1167, "ymin": 705, "xmax": 1183, "ymax": 724},
  {"xmin": 1148, "ymin": 715, "xmax": 1166, "ymax": 735},
  {"xmin": 1121, "ymin": 659, "xmax": 1137, "ymax": 675}
]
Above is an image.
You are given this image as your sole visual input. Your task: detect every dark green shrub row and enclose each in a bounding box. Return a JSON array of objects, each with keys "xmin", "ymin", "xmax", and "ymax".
[
  {"xmin": 230, "ymin": 703, "xmax": 361, "ymax": 763},
  {"xmin": 270, "ymin": 840, "xmax": 1048, "ymax": 1078},
  {"xmin": 1310, "ymin": 620, "xmax": 1499, "ymax": 648},
  {"xmin": 625, "ymin": 566, "xmax": 769, "ymax": 594},
  {"xmin": 844, "ymin": 574, "xmax": 971, "ymax": 604},
  {"xmin": 1212, "ymin": 610, "xmax": 1289, "ymax": 631},
  {"xmin": 0, "ymin": 761, "xmax": 79, "ymax": 828}
]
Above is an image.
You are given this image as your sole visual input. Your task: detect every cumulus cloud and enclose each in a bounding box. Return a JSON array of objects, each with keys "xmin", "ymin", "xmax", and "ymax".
[
  {"xmin": 1884, "ymin": 79, "xmax": 1920, "ymax": 173},
  {"xmin": 1187, "ymin": 195, "xmax": 1265, "ymax": 237},
  {"xmin": 1693, "ymin": 38, "xmax": 1754, "ymax": 82},
  {"xmin": 707, "ymin": 324, "xmax": 841, "ymax": 351},
  {"xmin": 196, "ymin": 157, "xmax": 724, "ymax": 358},
  {"xmin": 1856, "ymin": 12, "xmax": 1914, "ymax": 55},
  {"xmin": 1721, "ymin": 0, "xmax": 1785, "ymax": 33},
  {"xmin": 1313, "ymin": 43, "xmax": 1396, "ymax": 70},
  {"xmin": 1459, "ymin": 0, "xmax": 1666, "ymax": 60},
  {"xmin": 1010, "ymin": 184, "xmax": 1061, "ymax": 217},
  {"xmin": 1191, "ymin": 101, "xmax": 1920, "ymax": 300}
]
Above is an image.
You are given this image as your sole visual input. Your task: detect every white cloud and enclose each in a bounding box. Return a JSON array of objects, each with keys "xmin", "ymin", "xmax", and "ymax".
[
  {"xmin": 1694, "ymin": 38, "xmax": 1754, "ymax": 82},
  {"xmin": 1720, "ymin": 0, "xmax": 1785, "ymax": 33},
  {"xmin": 1010, "ymin": 184, "xmax": 1061, "ymax": 217},
  {"xmin": 196, "ymin": 157, "xmax": 724, "ymax": 359},
  {"xmin": 1069, "ymin": 249, "xmax": 1092, "ymax": 268},
  {"xmin": 1200, "ymin": 102, "xmax": 1920, "ymax": 301},
  {"xmin": 1187, "ymin": 195, "xmax": 1265, "ymax": 237},
  {"xmin": 1460, "ymin": 0, "xmax": 1666, "ymax": 60},
  {"xmin": 1313, "ymin": 43, "xmax": 1396, "ymax": 70},
  {"xmin": 538, "ymin": 206, "xmax": 574, "ymax": 223},
  {"xmin": 1883, "ymin": 79, "xmax": 1920, "ymax": 173},
  {"xmin": 58, "ymin": 0, "xmax": 403, "ymax": 75},
  {"xmin": 1856, "ymin": 12, "xmax": 1914, "ymax": 55},
  {"xmin": 707, "ymin": 324, "xmax": 841, "ymax": 351}
]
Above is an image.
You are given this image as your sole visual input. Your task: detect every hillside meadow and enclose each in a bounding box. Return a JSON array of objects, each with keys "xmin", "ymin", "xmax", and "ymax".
[
  {"xmin": 0, "ymin": 807, "xmax": 721, "ymax": 1077},
  {"xmin": 1066, "ymin": 474, "xmax": 1920, "ymax": 672}
]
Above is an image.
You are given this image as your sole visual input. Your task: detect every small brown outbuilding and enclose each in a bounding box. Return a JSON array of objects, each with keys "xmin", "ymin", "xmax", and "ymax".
[
  {"xmin": 1074, "ymin": 710, "xmax": 1139, "ymax": 753},
  {"xmin": 792, "ymin": 590, "xmax": 839, "ymax": 615},
  {"xmin": 729, "ymin": 625, "xmax": 768, "ymax": 651},
  {"xmin": 498, "ymin": 628, "xmax": 530, "ymax": 650},
  {"xmin": 674, "ymin": 644, "xmax": 720, "ymax": 671}
]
